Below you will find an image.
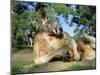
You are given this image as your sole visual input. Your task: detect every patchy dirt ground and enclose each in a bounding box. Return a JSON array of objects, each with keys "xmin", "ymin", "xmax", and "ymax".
[
  {"xmin": 12, "ymin": 49, "xmax": 33, "ymax": 64},
  {"xmin": 12, "ymin": 48, "xmax": 96, "ymax": 74}
]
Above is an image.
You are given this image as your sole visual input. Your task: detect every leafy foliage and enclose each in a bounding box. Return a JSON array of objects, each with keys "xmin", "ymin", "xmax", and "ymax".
[
  {"xmin": 71, "ymin": 6, "xmax": 96, "ymax": 37},
  {"xmin": 11, "ymin": 1, "xmax": 96, "ymax": 46}
]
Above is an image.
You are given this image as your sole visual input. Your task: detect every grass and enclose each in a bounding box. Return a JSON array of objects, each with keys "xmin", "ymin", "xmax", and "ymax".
[
  {"xmin": 11, "ymin": 60, "xmax": 39, "ymax": 75},
  {"xmin": 12, "ymin": 45, "xmax": 33, "ymax": 53},
  {"xmin": 12, "ymin": 60, "xmax": 96, "ymax": 75},
  {"xmin": 12, "ymin": 63, "xmax": 24, "ymax": 75},
  {"xmin": 63, "ymin": 63, "xmax": 96, "ymax": 71},
  {"xmin": 13, "ymin": 45, "xmax": 33, "ymax": 50}
]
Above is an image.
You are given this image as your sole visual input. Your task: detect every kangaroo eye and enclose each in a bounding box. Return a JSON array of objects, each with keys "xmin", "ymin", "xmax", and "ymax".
[{"xmin": 59, "ymin": 27, "xmax": 63, "ymax": 32}]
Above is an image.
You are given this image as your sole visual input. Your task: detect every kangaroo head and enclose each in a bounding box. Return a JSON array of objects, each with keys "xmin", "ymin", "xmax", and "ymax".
[{"xmin": 45, "ymin": 21, "xmax": 63, "ymax": 36}]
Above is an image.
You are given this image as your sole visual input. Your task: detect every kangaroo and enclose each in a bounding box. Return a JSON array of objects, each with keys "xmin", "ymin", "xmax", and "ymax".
[
  {"xmin": 33, "ymin": 32, "xmax": 96, "ymax": 64},
  {"xmin": 33, "ymin": 32, "xmax": 74, "ymax": 64},
  {"xmin": 77, "ymin": 35, "xmax": 96, "ymax": 61}
]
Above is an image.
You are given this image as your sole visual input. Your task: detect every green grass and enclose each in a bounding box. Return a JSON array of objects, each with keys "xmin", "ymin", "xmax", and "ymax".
[
  {"xmin": 12, "ymin": 61, "xmax": 96, "ymax": 74},
  {"xmin": 12, "ymin": 61, "xmax": 28, "ymax": 75},
  {"xmin": 13, "ymin": 45, "xmax": 33, "ymax": 49},
  {"xmin": 11, "ymin": 60, "xmax": 39, "ymax": 75},
  {"xmin": 63, "ymin": 64, "xmax": 96, "ymax": 71},
  {"xmin": 12, "ymin": 45, "xmax": 33, "ymax": 53},
  {"xmin": 12, "ymin": 63, "xmax": 24, "ymax": 75}
]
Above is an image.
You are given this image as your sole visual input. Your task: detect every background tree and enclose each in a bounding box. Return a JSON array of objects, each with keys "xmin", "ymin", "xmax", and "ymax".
[
  {"xmin": 71, "ymin": 5, "xmax": 96, "ymax": 38},
  {"xmin": 11, "ymin": 1, "xmax": 96, "ymax": 47}
]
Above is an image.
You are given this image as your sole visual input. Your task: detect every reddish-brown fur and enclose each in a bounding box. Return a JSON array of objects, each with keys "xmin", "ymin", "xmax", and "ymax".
[
  {"xmin": 77, "ymin": 38, "xmax": 95, "ymax": 61},
  {"xmin": 33, "ymin": 32, "xmax": 95, "ymax": 64},
  {"xmin": 33, "ymin": 32, "xmax": 74, "ymax": 64}
]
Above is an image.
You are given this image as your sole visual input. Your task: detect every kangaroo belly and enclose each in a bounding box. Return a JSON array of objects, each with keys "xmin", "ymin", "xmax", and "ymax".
[{"xmin": 33, "ymin": 32, "xmax": 72, "ymax": 64}]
